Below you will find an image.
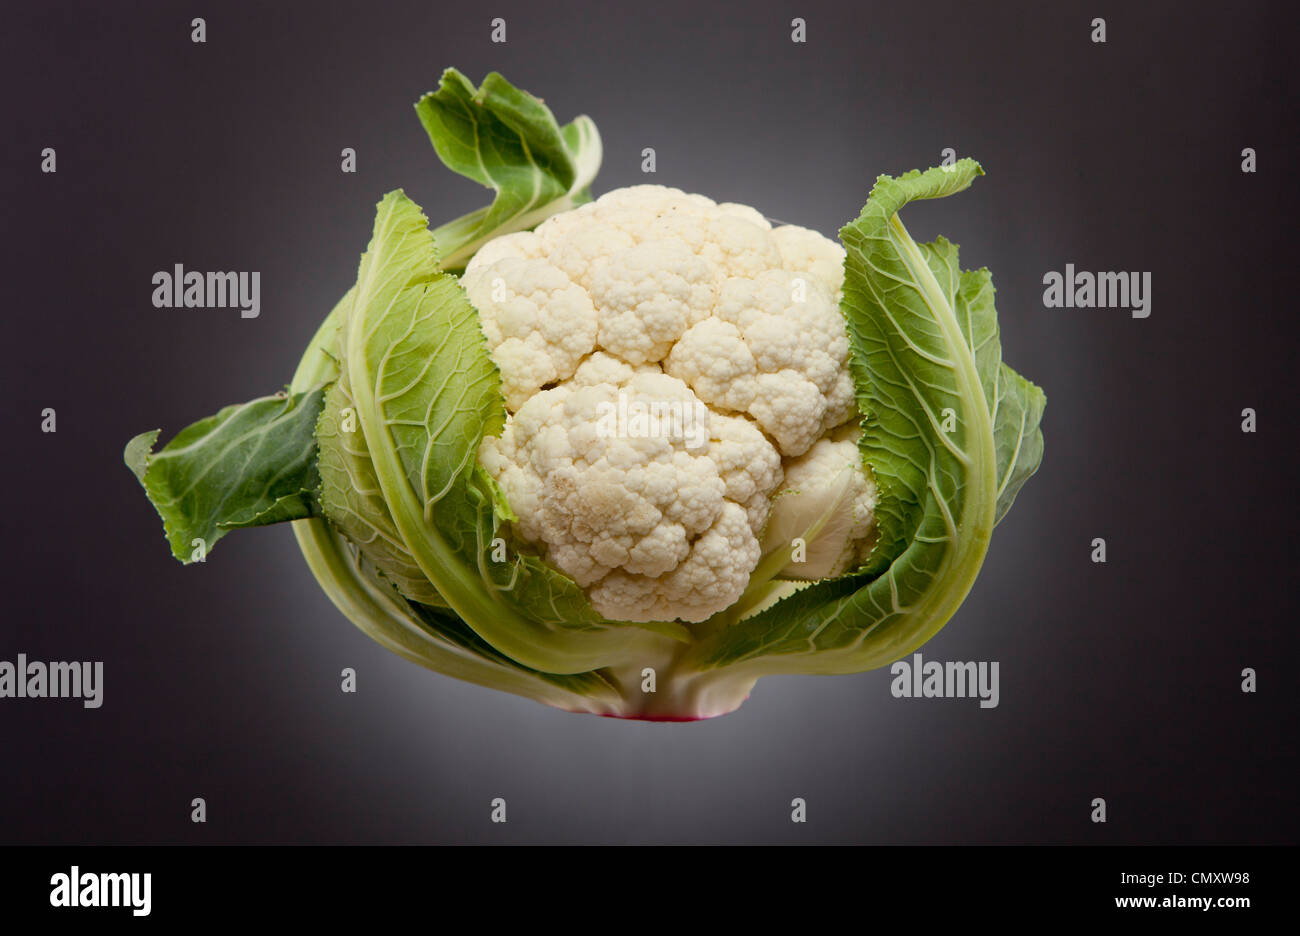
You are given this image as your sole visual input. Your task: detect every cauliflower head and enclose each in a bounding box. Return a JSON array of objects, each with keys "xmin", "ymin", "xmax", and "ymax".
[{"xmin": 468, "ymin": 185, "xmax": 873, "ymax": 623}]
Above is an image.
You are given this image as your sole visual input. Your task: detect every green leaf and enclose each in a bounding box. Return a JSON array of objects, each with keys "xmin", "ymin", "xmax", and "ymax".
[
  {"xmin": 286, "ymin": 280, "xmax": 628, "ymax": 714},
  {"xmin": 926, "ymin": 246, "xmax": 1047, "ymax": 526},
  {"xmin": 124, "ymin": 388, "xmax": 326, "ymax": 563},
  {"xmin": 332, "ymin": 189, "xmax": 672, "ymax": 672},
  {"xmin": 991, "ymin": 364, "xmax": 1047, "ymax": 523},
  {"xmin": 688, "ymin": 160, "xmax": 1045, "ymax": 676},
  {"xmin": 317, "ymin": 380, "xmax": 448, "ymax": 607},
  {"xmin": 415, "ymin": 68, "xmax": 602, "ymax": 271},
  {"xmin": 123, "ymin": 430, "xmax": 159, "ymax": 483}
]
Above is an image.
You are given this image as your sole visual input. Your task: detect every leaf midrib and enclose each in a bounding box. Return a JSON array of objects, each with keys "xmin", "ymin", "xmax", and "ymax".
[{"xmin": 886, "ymin": 210, "xmax": 997, "ymax": 592}]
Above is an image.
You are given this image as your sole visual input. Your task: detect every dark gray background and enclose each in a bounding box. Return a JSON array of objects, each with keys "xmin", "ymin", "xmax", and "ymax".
[{"xmin": 2, "ymin": 0, "xmax": 1295, "ymax": 844}]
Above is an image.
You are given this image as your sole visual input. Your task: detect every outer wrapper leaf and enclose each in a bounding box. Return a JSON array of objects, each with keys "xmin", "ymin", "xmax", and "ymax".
[
  {"xmin": 288, "ymin": 288, "xmax": 628, "ymax": 714},
  {"xmin": 124, "ymin": 389, "xmax": 326, "ymax": 563},
  {"xmin": 415, "ymin": 68, "xmax": 602, "ymax": 271},
  {"xmin": 317, "ymin": 371, "xmax": 448, "ymax": 608},
  {"xmin": 686, "ymin": 160, "xmax": 1045, "ymax": 677}
]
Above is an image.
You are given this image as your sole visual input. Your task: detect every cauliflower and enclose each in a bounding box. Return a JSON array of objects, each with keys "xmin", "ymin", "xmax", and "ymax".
[
  {"xmin": 473, "ymin": 185, "xmax": 872, "ymax": 622},
  {"xmin": 461, "ymin": 257, "xmax": 598, "ymax": 411},
  {"xmin": 125, "ymin": 70, "xmax": 1046, "ymax": 720}
]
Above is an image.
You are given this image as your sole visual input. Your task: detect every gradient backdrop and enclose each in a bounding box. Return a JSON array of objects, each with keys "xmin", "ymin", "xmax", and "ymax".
[{"xmin": 1, "ymin": 0, "xmax": 1296, "ymax": 844}]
